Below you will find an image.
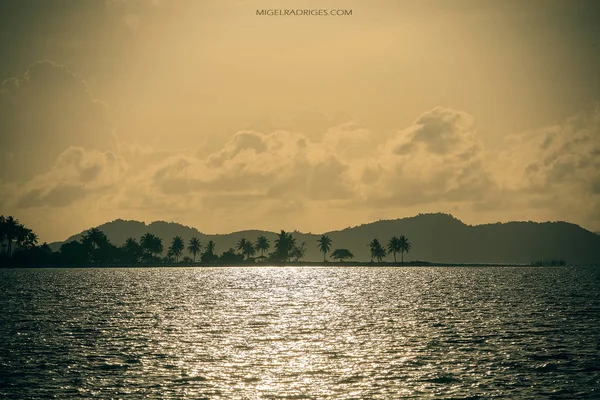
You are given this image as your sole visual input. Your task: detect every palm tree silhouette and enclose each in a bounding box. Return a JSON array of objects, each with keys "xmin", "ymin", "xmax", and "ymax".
[
  {"xmin": 398, "ymin": 235, "xmax": 412, "ymax": 263},
  {"xmin": 387, "ymin": 236, "xmax": 401, "ymax": 263},
  {"xmin": 24, "ymin": 231, "xmax": 38, "ymax": 249},
  {"xmin": 123, "ymin": 237, "xmax": 142, "ymax": 263},
  {"xmin": 15, "ymin": 224, "xmax": 31, "ymax": 252},
  {"xmin": 317, "ymin": 234, "xmax": 332, "ymax": 262},
  {"xmin": 0, "ymin": 215, "xmax": 6, "ymax": 255},
  {"xmin": 201, "ymin": 240, "xmax": 217, "ymax": 263},
  {"xmin": 243, "ymin": 240, "xmax": 256, "ymax": 260},
  {"xmin": 236, "ymin": 238, "xmax": 250, "ymax": 259},
  {"xmin": 187, "ymin": 237, "xmax": 201, "ymax": 262},
  {"xmin": 83, "ymin": 228, "xmax": 109, "ymax": 249},
  {"xmin": 368, "ymin": 239, "xmax": 386, "ymax": 262},
  {"xmin": 274, "ymin": 230, "xmax": 295, "ymax": 262},
  {"xmin": 153, "ymin": 236, "xmax": 164, "ymax": 258},
  {"xmin": 166, "ymin": 249, "xmax": 175, "ymax": 263},
  {"xmin": 205, "ymin": 240, "xmax": 216, "ymax": 254},
  {"xmin": 3, "ymin": 216, "xmax": 19, "ymax": 256},
  {"xmin": 255, "ymin": 235, "xmax": 270, "ymax": 257},
  {"xmin": 170, "ymin": 236, "xmax": 184, "ymax": 262},
  {"xmin": 140, "ymin": 233, "xmax": 152, "ymax": 258},
  {"xmin": 140, "ymin": 232, "xmax": 163, "ymax": 260}
]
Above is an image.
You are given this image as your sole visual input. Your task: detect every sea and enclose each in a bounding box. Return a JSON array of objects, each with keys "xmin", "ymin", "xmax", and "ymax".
[{"xmin": 1, "ymin": 266, "xmax": 599, "ymax": 399}]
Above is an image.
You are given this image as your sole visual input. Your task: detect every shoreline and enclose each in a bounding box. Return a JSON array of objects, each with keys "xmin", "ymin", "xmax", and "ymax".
[{"xmin": 2, "ymin": 261, "xmax": 579, "ymax": 268}]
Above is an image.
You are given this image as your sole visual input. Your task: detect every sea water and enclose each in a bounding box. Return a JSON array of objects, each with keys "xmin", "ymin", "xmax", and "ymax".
[{"xmin": 1, "ymin": 266, "xmax": 599, "ymax": 399}]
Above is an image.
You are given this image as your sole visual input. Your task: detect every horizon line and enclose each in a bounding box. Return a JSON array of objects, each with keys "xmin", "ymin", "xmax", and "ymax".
[{"xmin": 46, "ymin": 212, "xmax": 589, "ymax": 244}]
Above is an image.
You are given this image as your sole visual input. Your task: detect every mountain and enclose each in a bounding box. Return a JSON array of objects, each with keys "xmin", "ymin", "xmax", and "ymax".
[{"xmin": 48, "ymin": 213, "xmax": 600, "ymax": 265}]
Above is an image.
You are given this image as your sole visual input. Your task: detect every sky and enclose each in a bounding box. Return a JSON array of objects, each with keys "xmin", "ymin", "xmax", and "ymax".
[{"xmin": 0, "ymin": 0, "xmax": 599, "ymax": 242}]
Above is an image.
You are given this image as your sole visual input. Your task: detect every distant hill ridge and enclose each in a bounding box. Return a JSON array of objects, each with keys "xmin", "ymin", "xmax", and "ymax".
[{"xmin": 49, "ymin": 213, "xmax": 600, "ymax": 265}]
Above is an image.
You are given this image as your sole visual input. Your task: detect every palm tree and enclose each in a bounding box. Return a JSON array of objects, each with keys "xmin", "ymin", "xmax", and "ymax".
[
  {"xmin": 83, "ymin": 227, "xmax": 109, "ymax": 250},
  {"xmin": 153, "ymin": 236, "xmax": 164, "ymax": 258},
  {"xmin": 81, "ymin": 228, "xmax": 111, "ymax": 263},
  {"xmin": 15, "ymin": 224, "xmax": 31, "ymax": 251},
  {"xmin": 242, "ymin": 240, "xmax": 256, "ymax": 260},
  {"xmin": 387, "ymin": 236, "xmax": 401, "ymax": 263},
  {"xmin": 331, "ymin": 248, "xmax": 354, "ymax": 262},
  {"xmin": 165, "ymin": 249, "xmax": 175, "ymax": 263},
  {"xmin": 236, "ymin": 238, "xmax": 250, "ymax": 258},
  {"xmin": 317, "ymin": 234, "xmax": 332, "ymax": 262},
  {"xmin": 3, "ymin": 216, "xmax": 19, "ymax": 256},
  {"xmin": 0, "ymin": 215, "xmax": 6, "ymax": 255},
  {"xmin": 140, "ymin": 233, "xmax": 152, "ymax": 257},
  {"xmin": 201, "ymin": 240, "xmax": 217, "ymax": 263},
  {"xmin": 140, "ymin": 233, "xmax": 163, "ymax": 260},
  {"xmin": 287, "ymin": 235, "xmax": 297, "ymax": 262},
  {"xmin": 187, "ymin": 237, "xmax": 201, "ymax": 262},
  {"xmin": 255, "ymin": 235, "xmax": 270, "ymax": 257},
  {"xmin": 170, "ymin": 236, "xmax": 184, "ymax": 262},
  {"xmin": 24, "ymin": 231, "xmax": 38, "ymax": 249},
  {"xmin": 368, "ymin": 239, "xmax": 386, "ymax": 262},
  {"xmin": 122, "ymin": 237, "xmax": 142, "ymax": 263},
  {"xmin": 398, "ymin": 235, "xmax": 412, "ymax": 263},
  {"xmin": 274, "ymin": 230, "xmax": 295, "ymax": 262},
  {"xmin": 140, "ymin": 233, "xmax": 152, "ymax": 248},
  {"xmin": 205, "ymin": 240, "xmax": 216, "ymax": 254}
]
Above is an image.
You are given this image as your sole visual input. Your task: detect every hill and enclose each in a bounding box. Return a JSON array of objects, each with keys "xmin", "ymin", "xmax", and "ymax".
[{"xmin": 48, "ymin": 213, "xmax": 600, "ymax": 265}]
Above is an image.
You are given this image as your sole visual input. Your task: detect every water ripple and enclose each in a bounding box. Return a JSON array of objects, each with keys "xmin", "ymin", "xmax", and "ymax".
[{"xmin": 1, "ymin": 266, "xmax": 599, "ymax": 399}]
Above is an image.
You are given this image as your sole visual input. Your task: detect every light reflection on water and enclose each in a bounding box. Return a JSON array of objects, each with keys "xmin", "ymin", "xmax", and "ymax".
[{"xmin": 1, "ymin": 266, "xmax": 599, "ymax": 399}]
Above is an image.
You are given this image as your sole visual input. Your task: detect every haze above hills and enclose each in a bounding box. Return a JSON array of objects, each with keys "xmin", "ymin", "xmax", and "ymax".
[{"xmin": 48, "ymin": 213, "xmax": 600, "ymax": 265}]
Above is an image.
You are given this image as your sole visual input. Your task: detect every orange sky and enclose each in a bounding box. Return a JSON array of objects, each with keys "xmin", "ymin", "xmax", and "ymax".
[{"xmin": 1, "ymin": 0, "xmax": 599, "ymax": 241}]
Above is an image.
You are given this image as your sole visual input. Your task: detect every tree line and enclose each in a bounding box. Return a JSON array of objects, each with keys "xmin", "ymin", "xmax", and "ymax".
[{"xmin": 0, "ymin": 215, "xmax": 412, "ymax": 267}]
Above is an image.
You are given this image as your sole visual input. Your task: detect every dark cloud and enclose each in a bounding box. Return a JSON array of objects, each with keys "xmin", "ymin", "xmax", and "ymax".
[
  {"xmin": 590, "ymin": 176, "xmax": 600, "ymax": 194},
  {"xmin": 394, "ymin": 107, "xmax": 477, "ymax": 155},
  {"xmin": 522, "ymin": 106, "xmax": 600, "ymax": 193},
  {"xmin": 0, "ymin": 61, "xmax": 115, "ymax": 181},
  {"xmin": 207, "ymin": 131, "xmax": 268, "ymax": 167},
  {"xmin": 18, "ymin": 184, "xmax": 88, "ymax": 208},
  {"xmin": 0, "ymin": 1, "xmax": 140, "ymax": 85},
  {"xmin": 12, "ymin": 147, "xmax": 127, "ymax": 209},
  {"xmin": 153, "ymin": 158, "xmax": 192, "ymax": 182}
]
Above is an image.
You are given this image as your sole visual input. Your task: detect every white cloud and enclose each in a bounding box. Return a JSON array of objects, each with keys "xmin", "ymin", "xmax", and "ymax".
[
  {"xmin": 492, "ymin": 104, "xmax": 600, "ymax": 226},
  {"xmin": 358, "ymin": 107, "xmax": 495, "ymax": 208},
  {"xmin": 4, "ymin": 102, "xmax": 599, "ymax": 241}
]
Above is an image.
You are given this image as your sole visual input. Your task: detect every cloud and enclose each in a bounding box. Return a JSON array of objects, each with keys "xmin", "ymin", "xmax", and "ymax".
[
  {"xmin": 360, "ymin": 107, "xmax": 495, "ymax": 208},
  {"xmin": 144, "ymin": 130, "xmax": 354, "ymax": 202},
  {"xmin": 322, "ymin": 121, "xmax": 377, "ymax": 159},
  {"xmin": 18, "ymin": 185, "xmax": 89, "ymax": 208},
  {"xmin": 0, "ymin": 61, "xmax": 115, "ymax": 182},
  {"xmin": 525, "ymin": 109, "xmax": 599, "ymax": 191},
  {"xmin": 493, "ymin": 104, "xmax": 600, "ymax": 226},
  {"xmin": 497, "ymin": 105, "xmax": 599, "ymax": 191},
  {"xmin": 109, "ymin": 108, "xmax": 501, "ymax": 228},
  {"xmin": 207, "ymin": 130, "xmax": 268, "ymax": 167},
  {"xmin": 3, "ymin": 98, "xmax": 599, "ymax": 240},
  {"xmin": 393, "ymin": 107, "xmax": 478, "ymax": 155},
  {"xmin": 13, "ymin": 147, "xmax": 127, "ymax": 208}
]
